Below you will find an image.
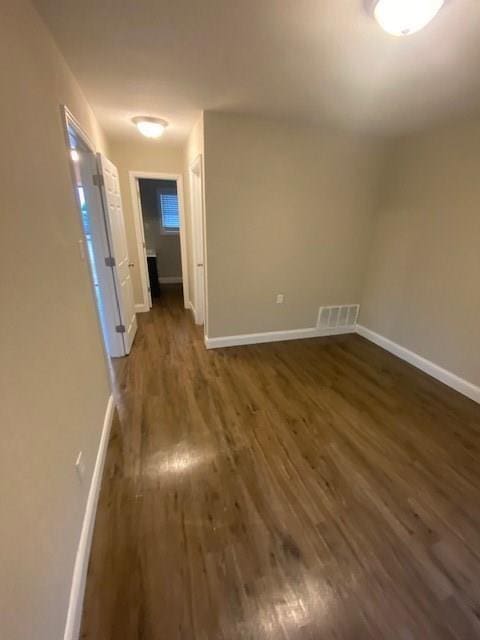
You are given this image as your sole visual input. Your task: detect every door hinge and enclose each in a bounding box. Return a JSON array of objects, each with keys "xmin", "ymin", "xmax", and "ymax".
[
  {"xmin": 92, "ymin": 173, "xmax": 104, "ymax": 187},
  {"xmin": 115, "ymin": 324, "xmax": 126, "ymax": 333},
  {"xmin": 105, "ymin": 256, "xmax": 116, "ymax": 267}
]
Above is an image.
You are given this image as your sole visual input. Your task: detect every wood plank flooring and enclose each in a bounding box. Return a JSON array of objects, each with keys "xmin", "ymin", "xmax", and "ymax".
[{"xmin": 81, "ymin": 286, "xmax": 480, "ymax": 640}]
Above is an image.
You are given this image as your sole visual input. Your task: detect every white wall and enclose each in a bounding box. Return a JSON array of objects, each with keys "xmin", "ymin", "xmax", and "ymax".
[{"xmin": 0, "ymin": 1, "xmax": 111, "ymax": 639}]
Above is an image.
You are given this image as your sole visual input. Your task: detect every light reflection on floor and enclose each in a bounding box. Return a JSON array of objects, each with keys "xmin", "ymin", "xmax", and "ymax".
[
  {"xmin": 256, "ymin": 578, "xmax": 332, "ymax": 636},
  {"xmin": 143, "ymin": 441, "xmax": 215, "ymax": 478}
]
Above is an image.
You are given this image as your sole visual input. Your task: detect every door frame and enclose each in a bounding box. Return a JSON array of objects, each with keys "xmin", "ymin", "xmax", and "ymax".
[
  {"xmin": 61, "ymin": 105, "xmax": 125, "ymax": 360},
  {"xmin": 189, "ymin": 154, "xmax": 207, "ymax": 329},
  {"xmin": 129, "ymin": 170, "xmax": 189, "ymax": 311}
]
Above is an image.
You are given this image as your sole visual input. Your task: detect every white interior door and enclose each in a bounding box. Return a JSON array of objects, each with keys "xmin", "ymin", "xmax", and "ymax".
[
  {"xmin": 191, "ymin": 156, "xmax": 205, "ymax": 325},
  {"xmin": 97, "ymin": 154, "xmax": 138, "ymax": 353},
  {"xmin": 75, "ymin": 146, "xmax": 125, "ymax": 358}
]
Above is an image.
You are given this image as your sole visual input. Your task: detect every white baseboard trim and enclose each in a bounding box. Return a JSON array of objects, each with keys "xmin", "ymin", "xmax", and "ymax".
[
  {"xmin": 356, "ymin": 325, "xmax": 480, "ymax": 405},
  {"xmin": 205, "ymin": 325, "xmax": 355, "ymax": 349},
  {"xmin": 63, "ymin": 395, "xmax": 115, "ymax": 640},
  {"xmin": 135, "ymin": 303, "xmax": 149, "ymax": 313},
  {"xmin": 158, "ymin": 276, "xmax": 183, "ymax": 284}
]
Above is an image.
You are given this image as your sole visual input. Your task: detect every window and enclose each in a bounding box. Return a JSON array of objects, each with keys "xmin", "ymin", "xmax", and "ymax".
[{"xmin": 158, "ymin": 192, "xmax": 180, "ymax": 232}]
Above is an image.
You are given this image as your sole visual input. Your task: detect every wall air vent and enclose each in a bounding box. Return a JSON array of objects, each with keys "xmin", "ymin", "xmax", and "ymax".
[{"xmin": 317, "ymin": 304, "xmax": 360, "ymax": 333}]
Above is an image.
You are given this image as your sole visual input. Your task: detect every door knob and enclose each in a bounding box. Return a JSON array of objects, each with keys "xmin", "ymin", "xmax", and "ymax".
[
  {"xmin": 128, "ymin": 263, "xmax": 135, "ymax": 268},
  {"xmin": 197, "ymin": 263, "xmax": 204, "ymax": 267}
]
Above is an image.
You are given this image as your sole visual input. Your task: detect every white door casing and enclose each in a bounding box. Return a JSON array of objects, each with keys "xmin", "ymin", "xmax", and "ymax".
[
  {"xmin": 190, "ymin": 155, "xmax": 205, "ymax": 326},
  {"xmin": 97, "ymin": 154, "xmax": 138, "ymax": 353},
  {"xmin": 129, "ymin": 171, "xmax": 189, "ymax": 312},
  {"xmin": 134, "ymin": 178, "xmax": 152, "ymax": 309}
]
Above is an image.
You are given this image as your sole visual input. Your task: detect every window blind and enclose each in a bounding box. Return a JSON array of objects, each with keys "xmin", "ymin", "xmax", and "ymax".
[{"xmin": 159, "ymin": 193, "xmax": 179, "ymax": 230}]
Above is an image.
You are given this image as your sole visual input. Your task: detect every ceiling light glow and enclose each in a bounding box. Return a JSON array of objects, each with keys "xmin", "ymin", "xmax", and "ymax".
[
  {"xmin": 132, "ymin": 116, "xmax": 168, "ymax": 138},
  {"xmin": 371, "ymin": 0, "xmax": 445, "ymax": 36},
  {"xmin": 70, "ymin": 149, "xmax": 80, "ymax": 162}
]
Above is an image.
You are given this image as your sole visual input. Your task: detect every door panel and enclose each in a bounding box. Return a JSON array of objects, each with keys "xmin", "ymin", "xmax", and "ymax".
[
  {"xmin": 191, "ymin": 156, "xmax": 205, "ymax": 325},
  {"xmin": 76, "ymin": 146, "xmax": 125, "ymax": 358},
  {"xmin": 98, "ymin": 154, "xmax": 138, "ymax": 353}
]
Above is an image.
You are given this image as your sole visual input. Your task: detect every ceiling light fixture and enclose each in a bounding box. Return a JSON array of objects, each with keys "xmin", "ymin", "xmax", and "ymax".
[
  {"xmin": 132, "ymin": 116, "xmax": 168, "ymax": 139},
  {"xmin": 367, "ymin": 0, "xmax": 445, "ymax": 36},
  {"xmin": 70, "ymin": 149, "xmax": 80, "ymax": 162}
]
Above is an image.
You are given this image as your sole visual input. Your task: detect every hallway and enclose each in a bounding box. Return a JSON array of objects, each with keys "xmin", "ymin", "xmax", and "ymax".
[{"xmin": 81, "ymin": 287, "xmax": 480, "ymax": 640}]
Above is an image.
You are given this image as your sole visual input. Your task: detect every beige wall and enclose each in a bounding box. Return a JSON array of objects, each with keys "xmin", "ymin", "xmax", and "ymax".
[
  {"xmin": 203, "ymin": 112, "xmax": 384, "ymax": 338},
  {"xmin": 108, "ymin": 140, "xmax": 185, "ymax": 305},
  {"xmin": 361, "ymin": 121, "xmax": 480, "ymax": 387},
  {"xmin": 0, "ymin": 2, "xmax": 111, "ymax": 640}
]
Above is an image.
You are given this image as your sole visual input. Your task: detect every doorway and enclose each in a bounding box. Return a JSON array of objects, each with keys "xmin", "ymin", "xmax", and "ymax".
[
  {"xmin": 129, "ymin": 172, "xmax": 189, "ymax": 312},
  {"xmin": 63, "ymin": 108, "xmax": 137, "ymax": 357}
]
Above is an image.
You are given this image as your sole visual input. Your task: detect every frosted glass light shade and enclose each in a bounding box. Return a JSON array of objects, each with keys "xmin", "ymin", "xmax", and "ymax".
[
  {"xmin": 373, "ymin": 0, "xmax": 444, "ymax": 36},
  {"xmin": 132, "ymin": 116, "xmax": 168, "ymax": 138}
]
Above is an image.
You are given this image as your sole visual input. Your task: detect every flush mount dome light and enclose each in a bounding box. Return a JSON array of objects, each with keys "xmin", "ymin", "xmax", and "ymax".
[
  {"xmin": 368, "ymin": 0, "xmax": 445, "ymax": 36},
  {"xmin": 132, "ymin": 116, "xmax": 168, "ymax": 138}
]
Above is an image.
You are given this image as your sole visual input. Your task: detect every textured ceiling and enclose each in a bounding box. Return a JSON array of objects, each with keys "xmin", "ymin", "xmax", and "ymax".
[{"xmin": 34, "ymin": 0, "xmax": 480, "ymax": 142}]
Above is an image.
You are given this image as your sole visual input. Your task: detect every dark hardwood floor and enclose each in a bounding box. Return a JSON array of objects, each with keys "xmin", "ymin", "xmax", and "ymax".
[{"xmin": 81, "ymin": 286, "xmax": 480, "ymax": 639}]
